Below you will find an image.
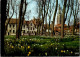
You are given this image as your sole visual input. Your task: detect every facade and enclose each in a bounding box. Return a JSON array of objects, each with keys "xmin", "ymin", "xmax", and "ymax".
[{"xmin": 6, "ymin": 18, "xmax": 41, "ymax": 35}]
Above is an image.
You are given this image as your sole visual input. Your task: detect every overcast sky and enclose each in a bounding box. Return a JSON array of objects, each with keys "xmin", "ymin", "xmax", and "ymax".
[{"xmin": 11, "ymin": 0, "xmax": 80, "ymax": 25}]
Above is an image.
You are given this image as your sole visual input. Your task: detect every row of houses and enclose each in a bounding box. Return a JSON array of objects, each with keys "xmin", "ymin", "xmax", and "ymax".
[
  {"xmin": 6, "ymin": 18, "xmax": 42, "ymax": 35},
  {"xmin": 6, "ymin": 18, "xmax": 79, "ymax": 36},
  {"xmin": 44, "ymin": 23, "xmax": 79, "ymax": 35}
]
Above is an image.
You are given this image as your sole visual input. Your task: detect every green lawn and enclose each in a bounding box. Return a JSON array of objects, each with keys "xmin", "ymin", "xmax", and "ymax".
[{"xmin": 4, "ymin": 35, "xmax": 79, "ymax": 56}]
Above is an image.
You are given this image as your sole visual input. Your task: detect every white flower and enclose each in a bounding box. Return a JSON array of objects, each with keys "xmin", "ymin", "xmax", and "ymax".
[
  {"xmin": 41, "ymin": 45, "xmax": 43, "ymax": 46},
  {"xmin": 45, "ymin": 52, "xmax": 47, "ymax": 56},
  {"xmin": 67, "ymin": 50, "xmax": 68, "ymax": 51},
  {"xmin": 55, "ymin": 47, "xmax": 57, "ymax": 50},
  {"xmin": 30, "ymin": 39, "xmax": 31, "ymax": 40},
  {"xmin": 63, "ymin": 44, "xmax": 64, "ymax": 45}
]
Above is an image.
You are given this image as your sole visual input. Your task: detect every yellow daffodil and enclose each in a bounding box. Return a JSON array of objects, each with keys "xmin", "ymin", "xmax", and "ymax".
[
  {"xmin": 21, "ymin": 46, "xmax": 22, "ymax": 48},
  {"xmin": 71, "ymin": 51, "xmax": 73, "ymax": 54},
  {"xmin": 23, "ymin": 46, "xmax": 24, "ymax": 48},
  {"xmin": 28, "ymin": 46, "xmax": 30, "ymax": 49},
  {"xmin": 51, "ymin": 44, "xmax": 53, "ymax": 45},
  {"xmin": 61, "ymin": 50, "xmax": 64, "ymax": 53},
  {"xmin": 22, "ymin": 39, "xmax": 24, "ymax": 41},
  {"xmin": 27, "ymin": 54, "xmax": 29, "ymax": 56},
  {"xmin": 28, "ymin": 52, "xmax": 31, "ymax": 54},
  {"xmin": 12, "ymin": 46, "xmax": 14, "ymax": 48},
  {"xmin": 64, "ymin": 50, "xmax": 65, "ymax": 53}
]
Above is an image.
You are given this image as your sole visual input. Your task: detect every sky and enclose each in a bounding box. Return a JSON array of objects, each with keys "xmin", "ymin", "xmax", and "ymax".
[{"xmin": 11, "ymin": 0, "xmax": 80, "ymax": 25}]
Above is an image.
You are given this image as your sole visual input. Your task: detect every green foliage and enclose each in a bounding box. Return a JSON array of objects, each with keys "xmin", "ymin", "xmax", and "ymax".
[{"xmin": 4, "ymin": 35, "xmax": 79, "ymax": 56}]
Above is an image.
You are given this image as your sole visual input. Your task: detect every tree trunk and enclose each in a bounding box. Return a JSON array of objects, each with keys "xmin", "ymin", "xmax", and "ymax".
[
  {"xmin": 20, "ymin": 0, "xmax": 27, "ymax": 36},
  {"xmin": 42, "ymin": 13, "xmax": 44, "ymax": 35},
  {"xmin": 48, "ymin": 16, "xmax": 51, "ymax": 36},
  {"xmin": 52, "ymin": 0, "xmax": 58, "ymax": 36},
  {"xmin": 61, "ymin": 0, "xmax": 67, "ymax": 38},
  {"xmin": 16, "ymin": 0, "xmax": 24, "ymax": 39},
  {"xmin": 2, "ymin": 0, "xmax": 7, "ymax": 55},
  {"xmin": 5, "ymin": 0, "xmax": 14, "ymax": 35},
  {"xmin": 72, "ymin": 16, "xmax": 76, "ymax": 35}
]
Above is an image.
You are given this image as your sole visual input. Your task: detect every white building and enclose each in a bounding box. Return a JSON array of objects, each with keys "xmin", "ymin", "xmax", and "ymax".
[{"xmin": 6, "ymin": 18, "xmax": 41, "ymax": 35}]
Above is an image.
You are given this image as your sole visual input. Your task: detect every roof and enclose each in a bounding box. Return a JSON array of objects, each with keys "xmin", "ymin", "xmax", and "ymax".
[
  {"xmin": 31, "ymin": 18, "xmax": 42, "ymax": 25},
  {"xmin": 6, "ymin": 18, "xmax": 42, "ymax": 25},
  {"xmin": 6, "ymin": 18, "xmax": 26, "ymax": 24},
  {"xmin": 26, "ymin": 21, "xmax": 30, "ymax": 25},
  {"xmin": 55, "ymin": 24, "xmax": 67, "ymax": 27}
]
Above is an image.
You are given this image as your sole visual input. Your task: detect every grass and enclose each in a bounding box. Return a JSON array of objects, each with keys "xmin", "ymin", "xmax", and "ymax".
[{"xmin": 4, "ymin": 35, "xmax": 79, "ymax": 56}]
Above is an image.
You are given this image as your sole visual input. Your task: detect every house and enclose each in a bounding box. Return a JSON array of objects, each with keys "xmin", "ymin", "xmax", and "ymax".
[
  {"xmin": 69, "ymin": 22, "xmax": 80, "ymax": 34},
  {"xmin": 6, "ymin": 19, "xmax": 27, "ymax": 35},
  {"xmin": 6, "ymin": 18, "xmax": 42, "ymax": 35},
  {"xmin": 54, "ymin": 24, "xmax": 68, "ymax": 35}
]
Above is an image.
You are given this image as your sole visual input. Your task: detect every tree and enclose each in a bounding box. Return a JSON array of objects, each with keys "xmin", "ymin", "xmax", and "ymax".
[
  {"xmin": 20, "ymin": 0, "xmax": 27, "ymax": 36},
  {"xmin": 47, "ymin": 0, "xmax": 53, "ymax": 36},
  {"xmin": 61, "ymin": 0, "xmax": 67, "ymax": 38},
  {"xmin": 67, "ymin": 0, "xmax": 73, "ymax": 28},
  {"xmin": 2, "ymin": 0, "xmax": 7, "ymax": 55},
  {"xmin": 52, "ymin": 0, "xmax": 58, "ymax": 36},
  {"xmin": 72, "ymin": 0, "xmax": 79, "ymax": 35},
  {"xmin": 5, "ymin": 0, "xmax": 15, "ymax": 35},
  {"xmin": 16, "ymin": 0, "xmax": 24, "ymax": 39},
  {"xmin": 45, "ymin": 0, "xmax": 50, "ymax": 35},
  {"xmin": 64, "ymin": 0, "xmax": 70, "ymax": 23}
]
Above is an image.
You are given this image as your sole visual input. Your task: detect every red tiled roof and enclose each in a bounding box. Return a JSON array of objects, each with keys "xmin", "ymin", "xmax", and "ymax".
[
  {"xmin": 55, "ymin": 24, "xmax": 67, "ymax": 27},
  {"xmin": 26, "ymin": 21, "xmax": 30, "ymax": 25},
  {"xmin": 6, "ymin": 18, "xmax": 26, "ymax": 24},
  {"xmin": 6, "ymin": 18, "xmax": 41, "ymax": 25}
]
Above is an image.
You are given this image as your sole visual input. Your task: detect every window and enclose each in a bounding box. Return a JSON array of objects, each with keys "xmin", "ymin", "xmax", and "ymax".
[
  {"xmin": 31, "ymin": 27, "xmax": 32, "ymax": 30},
  {"xmin": 13, "ymin": 25, "xmax": 15, "ymax": 28},
  {"xmin": 32, "ymin": 31, "xmax": 33, "ymax": 33},
  {"xmin": 8, "ymin": 32, "xmax": 9, "ymax": 35},
  {"xmin": 27, "ymin": 31, "xmax": 29, "ymax": 33},
  {"xmin": 13, "ymin": 30, "xmax": 15, "ymax": 33},
  {"xmin": 24, "ymin": 30, "xmax": 25, "ymax": 33},
  {"xmin": 35, "ymin": 26, "xmax": 36, "ymax": 28},
  {"xmin": 24, "ymin": 25, "xmax": 25, "ymax": 28},
  {"xmin": 33, "ymin": 28, "xmax": 34, "ymax": 30},
  {"xmin": 10, "ymin": 30, "xmax": 11, "ymax": 32},
  {"xmin": 10, "ymin": 24, "xmax": 11, "ymax": 28}
]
